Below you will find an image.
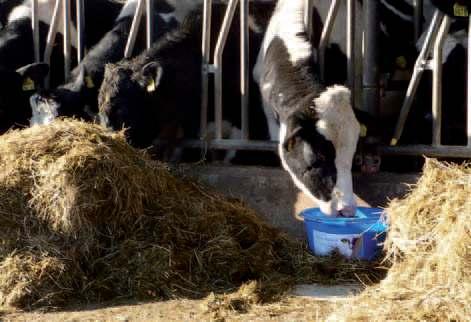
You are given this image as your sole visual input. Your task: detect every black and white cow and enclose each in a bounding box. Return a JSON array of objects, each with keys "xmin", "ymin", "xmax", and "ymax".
[
  {"xmin": 28, "ymin": 0, "xmax": 202, "ymax": 126},
  {"xmin": 0, "ymin": 0, "xmax": 123, "ymax": 132},
  {"xmin": 253, "ymin": 0, "xmax": 360, "ymax": 216}
]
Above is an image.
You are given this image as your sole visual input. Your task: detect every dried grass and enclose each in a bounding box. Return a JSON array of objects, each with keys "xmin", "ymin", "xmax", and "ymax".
[
  {"xmin": 0, "ymin": 120, "xmax": 378, "ymax": 310},
  {"xmin": 328, "ymin": 159, "xmax": 471, "ymax": 321}
]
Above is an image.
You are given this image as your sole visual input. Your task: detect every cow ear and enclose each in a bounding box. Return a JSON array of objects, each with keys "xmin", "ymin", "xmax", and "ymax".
[
  {"xmin": 283, "ymin": 126, "xmax": 302, "ymax": 152},
  {"xmin": 141, "ymin": 62, "xmax": 163, "ymax": 92},
  {"xmin": 16, "ymin": 63, "xmax": 49, "ymax": 91}
]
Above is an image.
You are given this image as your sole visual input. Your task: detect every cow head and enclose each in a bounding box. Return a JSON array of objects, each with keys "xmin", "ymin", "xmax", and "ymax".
[
  {"xmin": 0, "ymin": 63, "xmax": 48, "ymax": 133},
  {"xmin": 280, "ymin": 85, "xmax": 360, "ymax": 217},
  {"xmin": 29, "ymin": 65, "xmax": 97, "ymax": 126},
  {"xmin": 98, "ymin": 61, "xmax": 163, "ymax": 148}
]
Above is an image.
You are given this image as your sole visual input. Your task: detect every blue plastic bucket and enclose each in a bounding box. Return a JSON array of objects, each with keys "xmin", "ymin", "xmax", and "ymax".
[{"xmin": 299, "ymin": 207, "xmax": 388, "ymax": 261}]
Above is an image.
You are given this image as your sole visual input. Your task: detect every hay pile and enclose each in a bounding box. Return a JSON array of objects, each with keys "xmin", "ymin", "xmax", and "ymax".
[
  {"xmin": 0, "ymin": 120, "xmax": 376, "ymax": 310},
  {"xmin": 329, "ymin": 159, "xmax": 471, "ymax": 321}
]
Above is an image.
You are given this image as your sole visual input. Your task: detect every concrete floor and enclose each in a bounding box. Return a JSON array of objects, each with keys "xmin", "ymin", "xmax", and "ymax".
[{"xmin": 185, "ymin": 164, "xmax": 418, "ymax": 238}]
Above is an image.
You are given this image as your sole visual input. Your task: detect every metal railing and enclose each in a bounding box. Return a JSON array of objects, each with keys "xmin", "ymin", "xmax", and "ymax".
[
  {"xmin": 29, "ymin": 0, "xmax": 471, "ymax": 158},
  {"xmin": 33, "ymin": 0, "xmax": 85, "ymax": 85},
  {"xmin": 390, "ymin": 8, "xmax": 471, "ymax": 158}
]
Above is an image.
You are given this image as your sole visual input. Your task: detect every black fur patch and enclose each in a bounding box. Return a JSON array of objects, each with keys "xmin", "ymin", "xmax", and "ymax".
[{"xmin": 261, "ymin": 36, "xmax": 337, "ymax": 202}]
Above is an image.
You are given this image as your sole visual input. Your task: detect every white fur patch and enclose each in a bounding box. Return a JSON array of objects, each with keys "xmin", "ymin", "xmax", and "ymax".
[
  {"xmin": 258, "ymin": 0, "xmax": 311, "ymax": 65},
  {"xmin": 8, "ymin": 0, "xmax": 78, "ymax": 47},
  {"xmin": 314, "ymin": 85, "xmax": 360, "ymax": 213},
  {"xmin": 159, "ymin": 12, "xmax": 177, "ymax": 23},
  {"xmin": 29, "ymin": 94, "xmax": 59, "ymax": 126},
  {"xmin": 117, "ymin": 0, "xmax": 139, "ymax": 21}
]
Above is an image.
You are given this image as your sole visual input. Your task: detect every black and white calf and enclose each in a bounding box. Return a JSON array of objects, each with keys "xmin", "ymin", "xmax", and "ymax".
[
  {"xmin": 28, "ymin": 0, "xmax": 204, "ymax": 126},
  {"xmin": 0, "ymin": 0, "xmax": 123, "ymax": 131},
  {"xmin": 254, "ymin": 0, "xmax": 360, "ymax": 216}
]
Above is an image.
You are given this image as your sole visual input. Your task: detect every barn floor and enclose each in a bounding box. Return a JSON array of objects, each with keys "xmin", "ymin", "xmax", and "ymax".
[
  {"xmin": 2, "ymin": 284, "xmax": 360, "ymax": 321},
  {"xmin": 1, "ymin": 165, "xmax": 418, "ymax": 321}
]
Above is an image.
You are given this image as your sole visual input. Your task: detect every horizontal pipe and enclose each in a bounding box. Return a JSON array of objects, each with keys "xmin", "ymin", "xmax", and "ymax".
[{"xmin": 380, "ymin": 145, "xmax": 471, "ymax": 158}]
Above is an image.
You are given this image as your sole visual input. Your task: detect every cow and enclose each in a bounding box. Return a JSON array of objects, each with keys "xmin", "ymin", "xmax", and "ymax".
[
  {"xmin": 0, "ymin": 62, "xmax": 48, "ymax": 133},
  {"xmin": 98, "ymin": 10, "xmax": 203, "ymax": 152},
  {"xmin": 0, "ymin": 0, "xmax": 124, "ymax": 132},
  {"xmin": 253, "ymin": 0, "xmax": 360, "ymax": 217},
  {"xmin": 98, "ymin": 3, "xmax": 274, "ymax": 161},
  {"xmin": 28, "ymin": 0, "xmax": 204, "ymax": 126}
]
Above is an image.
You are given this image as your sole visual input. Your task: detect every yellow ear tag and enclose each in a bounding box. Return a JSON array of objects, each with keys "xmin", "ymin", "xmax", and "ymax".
[
  {"xmin": 360, "ymin": 124, "xmax": 368, "ymax": 138},
  {"xmin": 146, "ymin": 78, "xmax": 156, "ymax": 92},
  {"xmin": 85, "ymin": 76, "xmax": 95, "ymax": 89},
  {"xmin": 390, "ymin": 138, "xmax": 398, "ymax": 146},
  {"xmin": 396, "ymin": 56, "xmax": 407, "ymax": 69},
  {"xmin": 454, "ymin": 3, "xmax": 468, "ymax": 17},
  {"xmin": 22, "ymin": 77, "xmax": 35, "ymax": 91}
]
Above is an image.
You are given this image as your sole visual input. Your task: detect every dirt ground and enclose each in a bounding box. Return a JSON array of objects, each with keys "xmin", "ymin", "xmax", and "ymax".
[{"xmin": 1, "ymin": 285, "xmax": 359, "ymax": 321}]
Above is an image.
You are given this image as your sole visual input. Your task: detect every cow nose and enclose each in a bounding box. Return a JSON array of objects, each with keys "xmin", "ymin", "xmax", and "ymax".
[{"xmin": 339, "ymin": 205, "xmax": 356, "ymax": 217}]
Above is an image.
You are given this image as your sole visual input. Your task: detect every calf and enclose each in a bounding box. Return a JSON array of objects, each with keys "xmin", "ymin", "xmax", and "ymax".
[
  {"xmin": 98, "ymin": 10, "xmax": 203, "ymax": 150},
  {"xmin": 253, "ymin": 0, "xmax": 360, "ymax": 216},
  {"xmin": 98, "ymin": 3, "xmax": 273, "ymax": 160}
]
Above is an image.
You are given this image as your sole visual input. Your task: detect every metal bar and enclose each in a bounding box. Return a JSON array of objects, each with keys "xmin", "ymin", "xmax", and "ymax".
[
  {"xmin": 76, "ymin": 0, "xmax": 85, "ymax": 63},
  {"xmin": 347, "ymin": 0, "xmax": 355, "ymax": 106},
  {"xmin": 380, "ymin": 145, "xmax": 471, "ymax": 158},
  {"xmin": 124, "ymin": 0, "xmax": 145, "ymax": 58},
  {"xmin": 240, "ymin": 0, "xmax": 249, "ymax": 140},
  {"xmin": 200, "ymin": 0, "xmax": 212, "ymax": 139},
  {"xmin": 468, "ymin": 15, "xmax": 471, "ymax": 147},
  {"xmin": 32, "ymin": 0, "xmax": 40, "ymax": 62},
  {"xmin": 304, "ymin": 0, "xmax": 313, "ymax": 41},
  {"xmin": 391, "ymin": 11, "xmax": 444, "ymax": 146},
  {"xmin": 44, "ymin": 0, "xmax": 62, "ymax": 88},
  {"xmin": 63, "ymin": 0, "xmax": 72, "ymax": 80},
  {"xmin": 363, "ymin": 0, "xmax": 380, "ymax": 117},
  {"xmin": 214, "ymin": 0, "xmax": 239, "ymax": 140},
  {"xmin": 319, "ymin": 0, "xmax": 341, "ymax": 82},
  {"xmin": 431, "ymin": 15, "xmax": 451, "ymax": 147},
  {"xmin": 177, "ymin": 139, "xmax": 278, "ymax": 152},
  {"xmin": 414, "ymin": 0, "xmax": 423, "ymax": 42},
  {"xmin": 145, "ymin": 0, "xmax": 154, "ymax": 49}
]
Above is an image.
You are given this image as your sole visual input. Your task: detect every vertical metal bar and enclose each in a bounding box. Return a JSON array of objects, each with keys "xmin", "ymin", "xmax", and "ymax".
[
  {"xmin": 44, "ymin": 0, "xmax": 62, "ymax": 88},
  {"xmin": 76, "ymin": 0, "xmax": 85, "ymax": 63},
  {"xmin": 63, "ymin": 0, "xmax": 72, "ymax": 80},
  {"xmin": 347, "ymin": 0, "xmax": 355, "ymax": 107},
  {"xmin": 32, "ymin": 0, "xmax": 40, "ymax": 62},
  {"xmin": 414, "ymin": 0, "xmax": 423, "ymax": 43},
  {"xmin": 214, "ymin": 0, "xmax": 238, "ymax": 140},
  {"xmin": 124, "ymin": 0, "xmax": 145, "ymax": 58},
  {"xmin": 432, "ymin": 15, "xmax": 450, "ymax": 146},
  {"xmin": 468, "ymin": 16, "xmax": 471, "ymax": 147},
  {"xmin": 319, "ymin": 0, "xmax": 341, "ymax": 83},
  {"xmin": 200, "ymin": 0, "xmax": 212, "ymax": 139},
  {"xmin": 363, "ymin": 0, "xmax": 380, "ymax": 117},
  {"xmin": 240, "ymin": 0, "xmax": 249, "ymax": 140},
  {"xmin": 391, "ymin": 11, "xmax": 444, "ymax": 145},
  {"xmin": 304, "ymin": 0, "xmax": 313, "ymax": 41},
  {"xmin": 145, "ymin": 0, "xmax": 154, "ymax": 49}
]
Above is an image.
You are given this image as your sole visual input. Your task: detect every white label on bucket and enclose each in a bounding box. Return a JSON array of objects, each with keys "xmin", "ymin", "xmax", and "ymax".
[{"xmin": 312, "ymin": 231, "xmax": 362, "ymax": 258}]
